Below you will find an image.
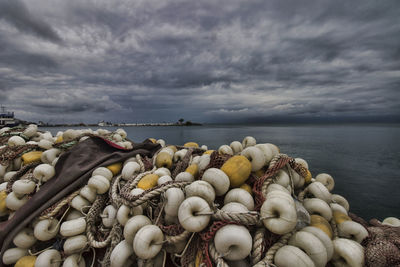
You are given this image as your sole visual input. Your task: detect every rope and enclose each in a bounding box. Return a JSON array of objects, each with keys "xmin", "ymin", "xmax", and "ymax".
[
  {"xmin": 39, "ymin": 189, "xmax": 80, "ymax": 219},
  {"xmin": 199, "ymin": 221, "xmax": 238, "ymax": 267},
  {"xmin": 166, "ymin": 230, "xmax": 191, "ymax": 244},
  {"xmin": 119, "ymin": 181, "xmax": 191, "ymax": 207},
  {"xmin": 212, "ymin": 210, "xmax": 259, "ymax": 225},
  {"xmin": 86, "ymin": 194, "xmax": 110, "ymax": 248},
  {"xmin": 100, "ymin": 223, "xmax": 123, "ymax": 267},
  {"xmin": 136, "ymin": 154, "xmax": 146, "ymax": 172},
  {"xmin": 253, "ymin": 154, "xmax": 292, "ymax": 210},
  {"xmin": 251, "ymin": 227, "xmax": 266, "ymax": 265},
  {"xmin": 297, "ymin": 188, "xmax": 307, "ymax": 202},
  {"xmin": 208, "ymin": 242, "xmax": 229, "ymax": 267},
  {"xmin": 120, "ymin": 169, "xmax": 155, "ymax": 199},
  {"xmin": 254, "ymin": 231, "xmax": 294, "ymax": 267}
]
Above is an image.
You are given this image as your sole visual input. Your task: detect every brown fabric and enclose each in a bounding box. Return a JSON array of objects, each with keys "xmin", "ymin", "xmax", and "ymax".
[{"xmin": 0, "ymin": 136, "xmax": 160, "ymax": 266}]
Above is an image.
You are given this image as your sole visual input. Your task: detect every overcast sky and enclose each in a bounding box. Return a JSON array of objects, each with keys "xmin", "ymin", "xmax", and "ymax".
[{"xmin": 0, "ymin": 0, "xmax": 399, "ymax": 124}]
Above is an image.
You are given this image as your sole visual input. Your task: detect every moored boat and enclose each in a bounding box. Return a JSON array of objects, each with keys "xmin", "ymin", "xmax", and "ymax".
[{"xmin": 0, "ymin": 106, "xmax": 17, "ymax": 128}]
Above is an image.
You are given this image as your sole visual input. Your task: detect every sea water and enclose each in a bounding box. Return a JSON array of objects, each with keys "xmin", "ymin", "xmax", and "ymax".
[{"xmin": 40, "ymin": 123, "xmax": 400, "ymax": 220}]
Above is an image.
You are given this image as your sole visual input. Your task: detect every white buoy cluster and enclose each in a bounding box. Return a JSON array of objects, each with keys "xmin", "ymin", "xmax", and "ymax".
[{"xmin": 0, "ymin": 126, "xmax": 398, "ymax": 267}]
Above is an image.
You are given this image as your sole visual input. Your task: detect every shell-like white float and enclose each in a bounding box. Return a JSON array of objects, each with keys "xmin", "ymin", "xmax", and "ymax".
[
  {"xmin": 13, "ymin": 228, "xmax": 37, "ymax": 249},
  {"xmin": 224, "ymin": 188, "xmax": 254, "ymax": 211},
  {"xmin": 303, "ymin": 198, "xmax": 332, "ymax": 221},
  {"xmin": 185, "ymin": 180, "xmax": 216, "ymax": 204},
  {"xmin": 34, "ymin": 218, "xmax": 60, "ymax": 241},
  {"xmin": 241, "ymin": 147, "xmax": 265, "ymax": 172},
  {"xmin": 110, "ymin": 240, "xmax": 134, "ymax": 267},
  {"xmin": 260, "ymin": 194, "xmax": 297, "ymax": 235},
  {"xmin": 242, "ymin": 136, "xmax": 256, "ymax": 148},
  {"xmin": 164, "ymin": 188, "xmax": 185, "ymax": 217},
  {"xmin": 218, "ymin": 145, "xmax": 234, "ymax": 155},
  {"xmin": 288, "ymin": 231, "xmax": 328, "ymax": 267},
  {"xmin": 337, "ymin": 221, "xmax": 368, "ymax": 243},
  {"xmin": 214, "ymin": 224, "xmax": 252, "ymax": 261},
  {"xmin": 202, "ymin": 168, "xmax": 230, "ymax": 196},
  {"xmin": 331, "ymin": 238, "xmax": 364, "ymax": 267},
  {"xmin": 274, "ymin": 245, "xmax": 315, "ymax": 267},
  {"xmin": 133, "ymin": 225, "xmax": 164, "ymax": 259},
  {"xmin": 178, "ymin": 196, "xmax": 212, "ymax": 232},
  {"xmin": 33, "ymin": 164, "xmax": 56, "ymax": 182},
  {"xmin": 230, "ymin": 141, "xmax": 243, "ymax": 154},
  {"xmin": 307, "ymin": 182, "xmax": 332, "ymax": 203},
  {"xmin": 35, "ymin": 249, "xmax": 61, "ymax": 267},
  {"xmin": 102, "ymin": 205, "xmax": 117, "ymax": 228},
  {"xmin": 315, "ymin": 173, "xmax": 335, "ymax": 191}
]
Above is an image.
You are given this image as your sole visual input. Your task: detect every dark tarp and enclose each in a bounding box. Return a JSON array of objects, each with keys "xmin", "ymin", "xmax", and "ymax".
[{"xmin": 0, "ymin": 136, "xmax": 160, "ymax": 265}]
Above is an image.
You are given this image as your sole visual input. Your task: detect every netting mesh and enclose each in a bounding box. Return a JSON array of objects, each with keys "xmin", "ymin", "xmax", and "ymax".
[
  {"xmin": 142, "ymin": 156, "xmax": 153, "ymax": 171},
  {"xmin": 0, "ymin": 144, "xmax": 37, "ymax": 165},
  {"xmin": 198, "ymin": 151, "xmax": 232, "ymax": 179},
  {"xmin": 350, "ymin": 213, "xmax": 400, "ymax": 267},
  {"xmin": 181, "ymin": 234, "xmax": 200, "ymax": 267}
]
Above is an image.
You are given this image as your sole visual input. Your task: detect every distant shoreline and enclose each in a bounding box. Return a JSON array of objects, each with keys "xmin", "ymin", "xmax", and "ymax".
[{"xmin": 38, "ymin": 122, "xmax": 202, "ymax": 127}]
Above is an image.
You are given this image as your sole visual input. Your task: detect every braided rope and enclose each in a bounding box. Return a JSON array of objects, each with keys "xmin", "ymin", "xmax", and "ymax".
[
  {"xmin": 297, "ymin": 188, "xmax": 307, "ymax": 202},
  {"xmin": 86, "ymin": 194, "xmax": 110, "ymax": 248},
  {"xmin": 208, "ymin": 242, "xmax": 229, "ymax": 267},
  {"xmin": 200, "ymin": 221, "xmax": 238, "ymax": 267},
  {"xmin": 119, "ymin": 181, "xmax": 191, "ymax": 207},
  {"xmin": 120, "ymin": 169, "xmax": 155, "ymax": 199},
  {"xmin": 135, "ymin": 154, "xmax": 146, "ymax": 172},
  {"xmin": 212, "ymin": 210, "xmax": 259, "ymax": 225},
  {"xmin": 110, "ymin": 175, "xmax": 123, "ymax": 206},
  {"xmin": 251, "ymin": 227, "xmax": 266, "ymax": 265},
  {"xmin": 166, "ymin": 230, "xmax": 191, "ymax": 244},
  {"xmin": 101, "ymin": 223, "xmax": 123, "ymax": 267},
  {"xmin": 254, "ymin": 231, "xmax": 294, "ymax": 267},
  {"xmin": 39, "ymin": 189, "xmax": 80, "ymax": 219},
  {"xmin": 253, "ymin": 154, "xmax": 292, "ymax": 210}
]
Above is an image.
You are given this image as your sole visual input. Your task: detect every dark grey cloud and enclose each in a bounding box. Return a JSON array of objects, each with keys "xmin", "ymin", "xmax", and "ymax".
[
  {"xmin": 0, "ymin": 0, "xmax": 61, "ymax": 42},
  {"xmin": 0, "ymin": 0, "xmax": 399, "ymax": 123}
]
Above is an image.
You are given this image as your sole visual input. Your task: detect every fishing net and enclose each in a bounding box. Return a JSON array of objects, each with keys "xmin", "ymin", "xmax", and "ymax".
[
  {"xmin": 350, "ymin": 213, "xmax": 400, "ymax": 267},
  {"xmin": 1, "ymin": 127, "xmax": 399, "ymax": 267}
]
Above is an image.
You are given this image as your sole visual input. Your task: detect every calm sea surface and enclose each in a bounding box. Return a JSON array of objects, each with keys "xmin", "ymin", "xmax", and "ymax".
[{"xmin": 40, "ymin": 123, "xmax": 400, "ymax": 220}]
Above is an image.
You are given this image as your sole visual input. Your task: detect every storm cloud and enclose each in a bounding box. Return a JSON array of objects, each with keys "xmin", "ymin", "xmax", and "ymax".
[{"xmin": 0, "ymin": 0, "xmax": 399, "ymax": 123}]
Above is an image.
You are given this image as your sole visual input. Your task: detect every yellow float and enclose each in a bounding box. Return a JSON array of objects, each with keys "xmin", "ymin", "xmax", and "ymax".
[
  {"xmin": 310, "ymin": 215, "xmax": 333, "ymax": 239},
  {"xmin": 21, "ymin": 151, "xmax": 43, "ymax": 165},
  {"xmin": 106, "ymin": 162, "xmax": 123, "ymax": 176},
  {"xmin": 14, "ymin": 255, "xmax": 36, "ymax": 267},
  {"xmin": 137, "ymin": 174, "xmax": 159, "ymax": 190},
  {"xmin": 220, "ymin": 155, "xmax": 252, "ymax": 187}
]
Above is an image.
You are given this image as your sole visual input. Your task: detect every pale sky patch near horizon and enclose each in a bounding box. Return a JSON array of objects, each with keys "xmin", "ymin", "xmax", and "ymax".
[{"xmin": 0, "ymin": 0, "xmax": 399, "ymax": 123}]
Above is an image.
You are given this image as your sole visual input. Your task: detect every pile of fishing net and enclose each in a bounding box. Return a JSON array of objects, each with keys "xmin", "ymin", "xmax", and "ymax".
[{"xmin": 0, "ymin": 125, "xmax": 399, "ymax": 267}]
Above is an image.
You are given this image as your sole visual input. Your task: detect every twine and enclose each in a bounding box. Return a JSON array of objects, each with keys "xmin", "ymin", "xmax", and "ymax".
[
  {"xmin": 254, "ymin": 231, "xmax": 294, "ymax": 267},
  {"xmin": 39, "ymin": 189, "xmax": 80, "ymax": 219},
  {"xmin": 251, "ymin": 227, "xmax": 266, "ymax": 265},
  {"xmin": 86, "ymin": 194, "xmax": 110, "ymax": 248}
]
